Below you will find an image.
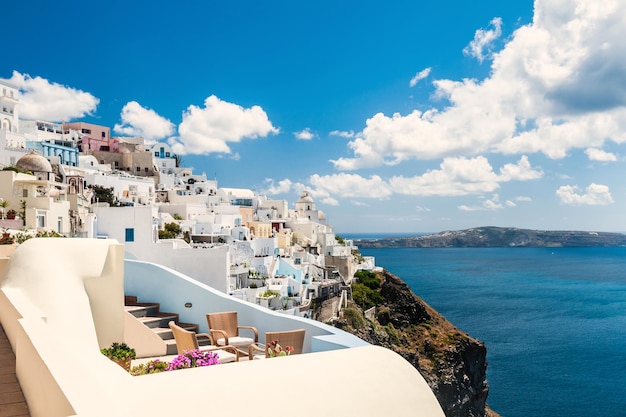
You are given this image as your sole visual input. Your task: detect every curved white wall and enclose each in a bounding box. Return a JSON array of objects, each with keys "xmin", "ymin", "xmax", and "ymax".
[{"xmin": 0, "ymin": 238, "xmax": 445, "ymax": 417}]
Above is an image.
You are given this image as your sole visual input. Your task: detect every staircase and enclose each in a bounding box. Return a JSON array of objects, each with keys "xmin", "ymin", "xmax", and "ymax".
[{"xmin": 124, "ymin": 295, "xmax": 211, "ymax": 355}]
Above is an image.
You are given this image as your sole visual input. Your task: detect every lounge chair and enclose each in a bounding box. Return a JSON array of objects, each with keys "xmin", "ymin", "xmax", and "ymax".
[
  {"xmin": 206, "ymin": 311, "xmax": 258, "ymax": 357},
  {"xmin": 168, "ymin": 321, "xmax": 239, "ymax": 362},
  {"xmin": 248, "ymin": 329, "xmax": 306, "ymax": 360}
]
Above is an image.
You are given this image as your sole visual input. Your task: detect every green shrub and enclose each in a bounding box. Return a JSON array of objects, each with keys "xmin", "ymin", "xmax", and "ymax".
[
  {"xmin": 384, "ymin": 323, "xmax": 400, "ymax": 345},
  {"xmin": 101, "ymin": 342, "xmax": 136, "ymax": 361},
  {"xmin": 342, "ymin": 306, "xmax": 365, "ymax": 329},
  {"xmin": 354, "ymin": 270, "xmax": 381, "ymax": 290},
  {"xmin": 351, "ymin": 282, "xmax": 383, "ymax": 310},
  {"xmin": 130, "ymin": 359, "xmax": 169, "ymax": 376},
  {"xmin": 159, "ymin": 222, "xmax": 181, "ymax": 239}
]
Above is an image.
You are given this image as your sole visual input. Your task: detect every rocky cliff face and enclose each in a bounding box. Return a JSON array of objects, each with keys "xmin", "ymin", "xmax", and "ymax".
[{"xmin": 329, "ymin": 269, "xmax": 499, "ymax": 417}]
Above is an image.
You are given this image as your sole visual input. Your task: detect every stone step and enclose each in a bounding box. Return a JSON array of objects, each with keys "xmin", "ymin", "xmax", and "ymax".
[
  {"xmin": 125, "ymin": 304, "xmax": 160, "ymax": 318},
  {"xmin": 125, "ymin": 295, "xmax": 206, "ymax": 355},
  {"xmin": 137, "ymin": 314, "xmax": 179, "ymax": 329}
]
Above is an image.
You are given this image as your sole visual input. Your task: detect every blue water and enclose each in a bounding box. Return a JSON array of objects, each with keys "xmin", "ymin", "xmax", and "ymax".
[{"xmin": 353, "ymin": 245, "xmax": 626, "ymax": 417}]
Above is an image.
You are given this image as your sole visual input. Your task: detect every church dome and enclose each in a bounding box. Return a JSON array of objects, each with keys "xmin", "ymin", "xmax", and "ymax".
[
  {"xmin": 16, "ymin": 151, "xmax": 53, "ymax": 173},
  {"xmin": 297, "ymin": 191, "xmax": 315, "ymax": 204}
]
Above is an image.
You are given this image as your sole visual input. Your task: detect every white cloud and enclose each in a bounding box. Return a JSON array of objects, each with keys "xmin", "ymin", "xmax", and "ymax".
[
  {"xmin": 294, "ymin": 128, "xmax": 315, "ymax": 140},
  {"xmin": 8, "ymin": 71, "xmax": 99, "ymax": 122},
  {"xmin": 330, "ymin": 130, "xmax": 356, "ymax": 138},
  {"xmin": 458, "ymin": 193, "xmax": 512, "ymax": 211},
  {"xmin": 389, "ymin": 156, "xmax": 501, "ymax": 196},
  {"xmin": 410, "ymin": 67, "xmax": 432, "ymax": 87},
  {"xmin": 458, "ymin": 204, "xmax": 479, "ymax": 211},
  {"xmin": 262, "ymin": 178, "xmax": 294, "ymax": 195},
  {"xmin": 585, "ymin": 148, "xmax": 617, "ymax": 161},
  {"xmin": 463, "ymin": 17, "xmax": 503, "ymax": 63},
  {"xmin": 415, "ymin": 205, "xmax": 431, "ymax": 212},
  {"xmin": 515, "ymin": 196, "xmax": 532, "ymax": 202},
  {"xmin": 334, "ymin": 0, "xmax": 626, "ymax": 170},
  {"xmin": 312, "ymin": 156, "xmax": 542, "ymax": 201},
  {"xmin": 498, "ymin": 155, "xmax": 544, "ymax": 181},
  {"xmin": 556, "ymin": 183, "xmax": 614, "ymax": 205},
  {"xmin": 169, "ymin": 95, "xmax": 279, "ymax": 155},
  {"xmin": 483, "ymin": 199, "xmax": 504, "ymax": 210},
  {"xmin": 113, "ymin": 101, "xmax": 175, "ymax": 143},
  {"xmin": 308, "ymin": 173, "xmax": 393, "ymax": 199},
  {"xmin": 321, "ymin": 197, "xmax": 339, "ymax": 206}
]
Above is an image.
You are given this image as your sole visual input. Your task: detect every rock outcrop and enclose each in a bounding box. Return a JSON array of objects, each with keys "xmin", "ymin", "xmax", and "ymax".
[{"xmin": 329, "ymin": 269, "xmax": 499, "ymax": 417}]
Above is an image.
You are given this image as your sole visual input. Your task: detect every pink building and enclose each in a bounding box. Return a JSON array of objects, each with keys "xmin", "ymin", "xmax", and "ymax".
[{"xmin": 64, "ymin": 122, "xmax": 113, "ymax": 152}]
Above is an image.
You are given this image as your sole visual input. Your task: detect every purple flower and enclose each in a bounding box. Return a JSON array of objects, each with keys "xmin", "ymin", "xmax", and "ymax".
[{"xmin": 166, "ymin": 349, "xmax": 220, "ymax": 371}]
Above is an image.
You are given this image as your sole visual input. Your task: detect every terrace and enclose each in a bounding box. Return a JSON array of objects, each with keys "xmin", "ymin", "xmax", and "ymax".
[{"xmin": 0, "ymin": 238, "xmax": 445, "ymax": 417}]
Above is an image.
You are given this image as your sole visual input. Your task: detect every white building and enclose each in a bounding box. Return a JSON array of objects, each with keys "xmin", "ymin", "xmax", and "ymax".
[
  {"xmin": 94, "ymin": 205, "xmax": 233, "ymax": 293},
  {"xmin": 0, "ymin": 78, "xmax": 29, "ymax": 167}
]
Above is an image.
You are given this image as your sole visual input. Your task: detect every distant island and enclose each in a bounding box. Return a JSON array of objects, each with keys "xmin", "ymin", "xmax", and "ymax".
[{"xmin": 354, "ymin": 226, "xmax": 626, "ymax": 248}]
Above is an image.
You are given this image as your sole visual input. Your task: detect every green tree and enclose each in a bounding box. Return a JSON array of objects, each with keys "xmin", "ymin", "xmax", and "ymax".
[
  {"xmin": 354, "ymin": 270, "xmax": 381, "ymax": 290},
  {"xmin": 351, "ymin": 282, "xmax": 383, "ymax": 310},
  {"xmin": 159, "ymin": 222, "xmax": 182, "ymax": 239},
  {"xmin": 91, "ymin": 185, "xmax": 115, "ymax": 205}
]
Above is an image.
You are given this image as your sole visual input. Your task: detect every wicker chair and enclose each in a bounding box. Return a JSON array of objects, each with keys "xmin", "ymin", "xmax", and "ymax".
[
  {"xmin": 248, "ymin": 329, "xmax": 306, "ymax": 360},
  {"xmin": 168, "ymin": 321, "xmax": 239, "ymax": 362},
  {"xmin": 206, "ymin": 311, "xmax": 259, "ymax": 357}
]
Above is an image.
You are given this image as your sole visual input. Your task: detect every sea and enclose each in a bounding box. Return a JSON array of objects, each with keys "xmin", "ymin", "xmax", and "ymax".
[{"xmin": 343, "ymin": 233, "xmax": 626, "ymax": 417}]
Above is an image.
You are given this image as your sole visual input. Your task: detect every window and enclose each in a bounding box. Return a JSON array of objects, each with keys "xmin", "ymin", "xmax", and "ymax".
[
  {"xmin": 101, "ymin": 131, "xmax": 105, "ymax": 138},
  {"xmin": 154, "ymin": 152, "xmax": 159, "ymax": 157},
  {"xmin": 114, "ymin": 161, "xmax": 119, "ymax": 167},
  {"xmin": 81, "ymin": 128, "xmax": 91, "ymax": 134},
  {"xmin": 37, "ymin": 210, "xmax": 46, "ymax": 228},
  {"xmin": 136, "ymin": 167, "xmax": 140, "ymax": 172},
  {"xmin": 165, "ymin": 152, "xmax": 170, "ymax": 157},
  {"xmin": 125, "ymin": 228, "xmax": 135, "ymax": 242},
  {"xmin": 144, "ymin": 167, "xmax": 149, "ymax": 172}
]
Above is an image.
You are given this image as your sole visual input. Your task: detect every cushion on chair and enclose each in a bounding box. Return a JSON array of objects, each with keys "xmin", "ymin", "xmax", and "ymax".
[{"xmin": 216, "ymin": 336, "xmax": 254, "ymax": 347}]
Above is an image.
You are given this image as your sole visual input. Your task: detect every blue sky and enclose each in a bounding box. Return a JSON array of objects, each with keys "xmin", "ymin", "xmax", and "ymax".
[{"xmin": 4, "ymin": 0, "xmax": 626, "ymax": 233}]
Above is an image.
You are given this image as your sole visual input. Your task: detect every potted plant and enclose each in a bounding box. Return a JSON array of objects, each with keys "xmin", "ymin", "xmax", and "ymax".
[
  {"xmin": 6, "ymin": 209, "xmax": 16, "ymax": 220},
  {"xmin": 0, "ymin": 200, "xmax": 8, "ymax": 219},
  {"xmin": 266, "ymin": 340, "xmax": 294, "ymax": 357},
  {"xmin": 101, "ymin": 342, "xmax": 136, "ymax": 371},
  {"xmin": 0, "ymin": 230, "xmax": 14, "ymax": 245},
  {"xmin": 130, "ymin": 359, "xmax": 169, "ymax": 376}
]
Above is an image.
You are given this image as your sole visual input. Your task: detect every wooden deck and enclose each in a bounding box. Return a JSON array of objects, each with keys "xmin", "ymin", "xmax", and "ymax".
[{"xmin": 0, "ymin": 324, "xmax": 30, "ymax": 417}]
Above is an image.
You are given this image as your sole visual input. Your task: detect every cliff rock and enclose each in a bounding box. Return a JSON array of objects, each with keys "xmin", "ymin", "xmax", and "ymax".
[{"xmin": 329, "ymin": 269, "xmax": 499, "ymax": 417}]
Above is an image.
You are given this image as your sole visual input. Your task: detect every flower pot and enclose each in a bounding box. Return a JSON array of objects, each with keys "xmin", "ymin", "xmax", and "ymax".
[{"xmin": 113, "ymin": 358, "xmax": 132, "ymax": 372}]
